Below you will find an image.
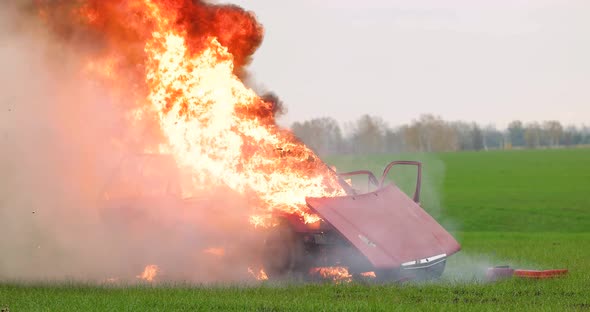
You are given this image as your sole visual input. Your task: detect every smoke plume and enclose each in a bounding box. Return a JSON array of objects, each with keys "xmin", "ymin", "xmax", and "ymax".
[{"xmin": 0, "ymin": 1, "xmax": 267, "ymax": 283}]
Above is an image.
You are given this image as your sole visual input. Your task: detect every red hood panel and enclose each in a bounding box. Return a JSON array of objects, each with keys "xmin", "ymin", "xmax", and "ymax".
[{"xmin": 306, "ymin": 184, "xmax": 460, "ymax": 269}]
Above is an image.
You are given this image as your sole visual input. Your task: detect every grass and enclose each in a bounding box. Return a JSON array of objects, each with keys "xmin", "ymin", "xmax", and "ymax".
[
  {"xmin": 1, "ymin": 233, "xmax": 589, "ymax": 311},
  {"xmin": 2, "ymin": 148, "xmax": 590, "ymax": 311}
]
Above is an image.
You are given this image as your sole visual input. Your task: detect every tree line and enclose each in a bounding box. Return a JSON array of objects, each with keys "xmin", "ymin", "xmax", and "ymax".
[{"xmin": 291, "ymin": 114, "xmax": 590, "ymax": 155}]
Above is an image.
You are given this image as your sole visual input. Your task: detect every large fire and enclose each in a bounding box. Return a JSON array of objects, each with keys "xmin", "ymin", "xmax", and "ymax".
[{"xmin": 38, "ymin": 0, "xmax": 344, "ymax": 227}]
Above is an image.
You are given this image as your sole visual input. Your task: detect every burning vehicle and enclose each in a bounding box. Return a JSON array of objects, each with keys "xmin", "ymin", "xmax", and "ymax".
[
  {"xmin": 99, "ymin": 153, "xmax": 460, "ymax": 282},
  {"xmin": 263, "ymin": 161, "xmax": 461, "ymax": 282},
  {"xmin": 36, "ymin": 0, "xmax": 460, "ymax": 282}
]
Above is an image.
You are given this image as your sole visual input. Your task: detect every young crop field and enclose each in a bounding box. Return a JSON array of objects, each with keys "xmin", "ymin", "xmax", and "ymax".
[{"xmin": 2, "ymin": 148, "xmax": 589, "ymax": 311}]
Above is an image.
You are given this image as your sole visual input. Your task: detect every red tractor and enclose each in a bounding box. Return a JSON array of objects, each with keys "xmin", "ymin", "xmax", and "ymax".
[{"xmin": 262, "ymin": 161, "xmax": 461, "ymax": 282}]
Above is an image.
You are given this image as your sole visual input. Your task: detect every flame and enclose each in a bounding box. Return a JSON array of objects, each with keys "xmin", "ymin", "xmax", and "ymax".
[
  {"xmin": 310, "ymin": 267, "xmax": 353, "ymax": 283},
  {"xmin": 248, "ymin": 267, "xmax": 268, "ymax": 281},
  {"xmin": 38, "ymin": 0, "xmax": 345, "ymax": 228},
  {"xmin": 137, "ymin": 264, "xmax": 159, "ymax": 282},
  {"xmin": 144, "ymin": 29, "xmax": 343, "ymax": 225},
  {"xmin": 360, "ymin": 271, "xmax": 376, "ymax": 278}
]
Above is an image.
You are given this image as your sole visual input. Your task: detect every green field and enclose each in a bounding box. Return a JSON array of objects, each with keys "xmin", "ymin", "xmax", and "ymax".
[{"xmin": 2, "ymin": 148, "xmax": 590, "ymax": 311}]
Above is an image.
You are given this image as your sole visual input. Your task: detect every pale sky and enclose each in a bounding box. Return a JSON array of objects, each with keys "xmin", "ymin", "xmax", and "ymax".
[{"xmin": 227, "ymin": 0, "xmax": 589, "ymax": 128}]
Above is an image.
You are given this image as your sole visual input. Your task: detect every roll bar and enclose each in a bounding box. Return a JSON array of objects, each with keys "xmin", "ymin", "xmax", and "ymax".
[
  {"xmin": 337, "ymin": 160, "xmax": 422, "ymax": 204},
  {"xmin": 380, "ymin": 161, "xmax": 422, "ymax": 203}
]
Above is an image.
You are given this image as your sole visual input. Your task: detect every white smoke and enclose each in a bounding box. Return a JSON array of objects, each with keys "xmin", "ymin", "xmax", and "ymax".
[{"xmin": 0, "ymin": 2, "xmax": 264, "ymax": 283}]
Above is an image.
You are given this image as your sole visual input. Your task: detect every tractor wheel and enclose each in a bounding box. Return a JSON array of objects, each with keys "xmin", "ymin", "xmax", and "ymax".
[{"xmin": 262, "ymin": 222, "xmax": 305, "ymax": 280}]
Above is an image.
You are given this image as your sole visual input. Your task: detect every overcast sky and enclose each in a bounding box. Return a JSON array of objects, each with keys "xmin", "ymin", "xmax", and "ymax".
[{"xmin": 227, "ymin": 0, "xmax": 589, "ymax": 128}]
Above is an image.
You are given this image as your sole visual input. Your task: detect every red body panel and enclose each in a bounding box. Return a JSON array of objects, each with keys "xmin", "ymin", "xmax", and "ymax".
[
  {"xmin": 487, "ymin": 267, "xmax": 568, "ymax": 280},
  {"xmin": 306, "ymin": 184, "xmax": 461, "ymax": 269},
  {"xmin": 514, "ymin": 269, "xmax": 568, "ymax": 279}
]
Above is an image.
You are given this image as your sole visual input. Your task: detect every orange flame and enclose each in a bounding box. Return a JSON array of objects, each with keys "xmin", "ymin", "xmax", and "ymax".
[
  {"xmin": 248, "ymin": 267, "xmax": 268, "ymax": 281},
  {"xmin": 310, "ymin": 267, "xmax": 353, "ymax": 283},
  {"xmin": 137, "ymin": 264, "xmax": 159, "ymax": 282},
  {"xmin": 38, "ymin": 0, "xmax": 344, "ymax": 228},
  {"xmin": 360, "ymin": 271, "xmax": 376, "ymax": 278}
]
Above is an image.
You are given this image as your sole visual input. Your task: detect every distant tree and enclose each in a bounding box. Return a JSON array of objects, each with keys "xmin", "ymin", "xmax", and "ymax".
[
  {"xmin": 542, "ymin": 120, "xmax": 563, "ymax": 147},
  {"xmin": 562, "ymin": 126, "xmax": 581, "ymax": 146},
  {"xmin": 524, "ymin": 122, "xmax": 542, "ymax": 148},
  {"xmin": 383, "ymin": 128, "xmax": 405, "ymax": 153},
  {"xmin": 507, "ymin": 120, "xmax": 525, "ymax": 147},
  {"xmin": 482, "ymin": 125, "xmax": 504, "ymax": 150},
  {"xmin": 350, "ymin": 115, "xmax": 387, "ymax": 154},
  {"xmin": 404, "ymin": 114, "xmax": 458, "ymax": 152},
  {"xmin": 562, "ymin": 126, "xmax": 573, "ymax": 146},
  {"xmin": 451, "ymin": 121, "xmax": 474, "ymax": 150},
  {"xmin": 293, "ymin": 115, "xmax": 585, "ymax": 155},
  {"xmin": 451, "ymin": 121, "xmax": 484, "ymax": 151},
  {"xmin": 291, "ymin": 117, "xmax": 343, "ymax": 156},
  {"xmin": 581, "ymin": 126, "xmax": 590, "ymax": 144},
  {"xmin": 402, "ymin": 124, "xmax": 419, "ymax": 152},
  {"xmin": 472, "ymin": 123, "xmax": 484, "ymax": 151}
]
